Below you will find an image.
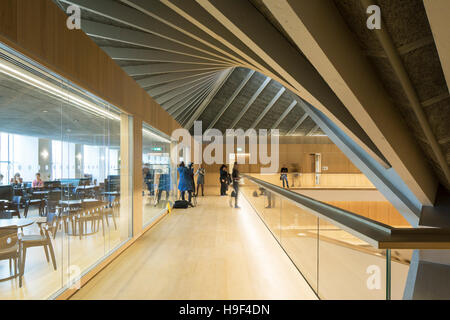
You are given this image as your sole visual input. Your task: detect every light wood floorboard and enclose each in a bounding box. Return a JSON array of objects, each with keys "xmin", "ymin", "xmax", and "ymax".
[{"xmin": 71, "ymin": 188, "xmax": 317, "ymax": 300}]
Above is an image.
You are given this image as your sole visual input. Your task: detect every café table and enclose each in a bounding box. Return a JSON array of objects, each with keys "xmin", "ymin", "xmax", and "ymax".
[{"xmin": 0, "ymin": 218, "xmax": 34, "ymax": 228}]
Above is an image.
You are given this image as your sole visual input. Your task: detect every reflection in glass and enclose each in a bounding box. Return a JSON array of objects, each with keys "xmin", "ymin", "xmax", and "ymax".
[
  {"xmin": 0, "ymin": 45, "xmax": 131, "ymax": 299},
  {"xmin": 142, "ymin": 125, "xmax": 175, "ymax": 227}
]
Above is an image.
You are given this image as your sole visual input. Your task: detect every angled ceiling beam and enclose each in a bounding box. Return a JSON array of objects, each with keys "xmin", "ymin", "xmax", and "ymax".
[
  {"xmin": 424, "ymin": 0, "xmax": 450, "ymax": 92},
  {"xmin": 271, "ymin": 100, "xmax": 297, "ymax": 129},
  {"xmin": 250, "ymin": 87, "xmax": 285, "ymax": 129},
  {"xmin": 301, "ymin": 101, "xmax": 422, "ymax": 227},
  {"xmin": 136, "ymin": 70, "xmax": 217, "ymax": 88},
  {"xmin": 287, "ymin": 113, "xmax": 309, "ymax": 136},
  {"xmin": 263, "ymin": 0, "xmax": 437, "ymax": 205},
  {"xmin": 163, "ymin": 81, "xmax": 213, "ymax": 111},
  {"xmin": 185, "ymin": 68, "xmax": 234, "ymax": 130},
  {"xmin": 162, "ymin": 75, "xmax": 218, "ymax": 110},
  {"xmin": 171, "ymin": 78, "xmax": 217, "ymax": 118},
  {"xmin": 156, "ymin": 74, "xmax": 217, "ymax": 105},
  {"xmin": 162, "ymin": 0, "xmax": 270, "ymax": 71},
  {"xmin": 175, "ymin": 82, "xmax": 215, "ymax": 121},
  {"xmin": 207, "ymin": 69, "xmax": 255, "ymax": 130},
  {"xmin": 121, "ymin": 0, "xmax": 247, "ymax": 66},
  {"xmin": 60, "ymin": 0, "xmax": 235, "ymax": 65},
  {"xmin": 101, "ymin": 47, "xmax": 230, "ymax": 66},
  {"xmin": 195, "ymin": 0, "xmax": 389, "ymax": 170},
  {"xmin": 165, "ymin": 82, "xmax": 214, "ymax": 112},
  {"xmin": 306, "ymin": 125, "xmax": 320, "ymax": 136},
  {"xmin": 230, "ymin": 77, "xmax": 271, "ymax": 129},
  {"xmin": 147, "ymin": 72, "xmax": 219, "ymax": 96},
  {"xmin": 81, "ymin": 19, "xmax": 227, "ymax": 64},
  {"xmin": 123, "ymin": 63, "xmax": 225, "ymax": 77},
  {"xmin": 362, "ymin": 0, "xmax": 449, "ymax": 190}
]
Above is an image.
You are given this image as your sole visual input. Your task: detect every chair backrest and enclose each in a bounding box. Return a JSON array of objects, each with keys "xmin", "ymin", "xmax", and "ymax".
[
  {"xmin": 0, "ymin": 185, "xmax": 13, "ymax": 201},
  {"xmin": 0, "ymin": 226, "xmax": 19, "ymax": 250}
]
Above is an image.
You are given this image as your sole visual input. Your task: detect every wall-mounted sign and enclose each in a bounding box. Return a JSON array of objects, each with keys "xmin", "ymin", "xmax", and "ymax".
[{"xmin": 152, "ymin": 147, "xmax": 162, "ymax": 151}]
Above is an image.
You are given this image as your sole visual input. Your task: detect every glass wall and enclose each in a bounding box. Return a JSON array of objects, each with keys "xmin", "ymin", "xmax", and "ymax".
[
  {"xmin": 0, "ymin": 45, "xmax": 132, "ymax": 299},
  {"xmin": 142, "ymin": 124, "xmax": 176, "ymax": 227}
]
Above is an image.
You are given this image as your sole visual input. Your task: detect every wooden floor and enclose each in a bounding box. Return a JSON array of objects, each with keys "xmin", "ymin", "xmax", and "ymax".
[
  {"xmin": 0, "ymin": 207, "xmax": 128, "ymax": 300},
  {"xmin": 71, "ymin": 187, "xmax": 317, "ymax": 300}
]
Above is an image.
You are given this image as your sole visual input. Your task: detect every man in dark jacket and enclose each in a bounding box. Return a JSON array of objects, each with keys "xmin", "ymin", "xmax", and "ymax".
[
  {"xmin": 219, "ymin": 164, "xmax": 228, "ymax": 196},
  {"xmin": 230, "ymin": 162, "xmax": 240, "ymax": 209}
]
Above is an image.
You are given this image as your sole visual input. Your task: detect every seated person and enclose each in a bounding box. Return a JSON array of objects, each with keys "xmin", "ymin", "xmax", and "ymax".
[
  {"xmin": 32, "ymin": 173, "xmax": 44, "ymax": 188},
  {"xmin": 10, "ymin": 172, "xmax": 23, "ymax": 185}
]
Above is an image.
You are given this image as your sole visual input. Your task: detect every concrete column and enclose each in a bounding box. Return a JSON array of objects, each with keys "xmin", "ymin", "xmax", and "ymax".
[{"xmin": 38, "ymin": 139, "xmax": 52, "ymax": 181}]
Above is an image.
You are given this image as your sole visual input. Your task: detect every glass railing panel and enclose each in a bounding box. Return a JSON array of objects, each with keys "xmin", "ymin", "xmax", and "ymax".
[
  {"xmin": 241, "ymin": 182, "xmax": 281, "ymax": 242},
  {"xmin": 390, "ymin": 249, "xmax": 412, "ymax": 300},
  {"xmin": 317, "ymin": 218, "xmax": 387, "ymax": 299},
  {"xmin": 279, "ymin": 197, "xmax": 318, "ymax": 292}
]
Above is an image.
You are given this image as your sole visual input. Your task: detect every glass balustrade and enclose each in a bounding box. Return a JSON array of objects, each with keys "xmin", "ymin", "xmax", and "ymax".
[{"xmin": 241, "ymin": 177, "xmax": 411, "ymax": 300}]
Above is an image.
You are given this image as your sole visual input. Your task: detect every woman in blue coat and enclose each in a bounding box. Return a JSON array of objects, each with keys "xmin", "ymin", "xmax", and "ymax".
[{"xmin": 177, "ymin": 161, "xmax": 193, "ymax": 205}]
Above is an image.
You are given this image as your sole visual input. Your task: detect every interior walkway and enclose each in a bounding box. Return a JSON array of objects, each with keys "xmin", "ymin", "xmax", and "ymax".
[{"xmin": 71, "ymin": 188, "xmax": 317, "ymax": 300}]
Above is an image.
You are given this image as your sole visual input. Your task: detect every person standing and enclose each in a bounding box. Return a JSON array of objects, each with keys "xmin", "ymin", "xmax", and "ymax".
[
  {"xmin": 219, "ymin": 164, "xmax": 228, "ymax": 196},
  {"xmin": 143, "ymin": 167, "xmax": 154, "ymax": 195},
  {"xmin": 188, "ymin": 162, "xmax": 195, "ymax": 203},
  {"xmin": 178, "ymin": 162, "xmax": 193, "ymax": 206},
  {"xmin": 195, "ymin": 165, "xmax": 205, "ymax": 196},
  {"xmin": 280, "ymin": 165, "xmax": 289, "ymax": 188},
  {"xmin": 0, "ymin": 173, "xmax": 3, "ymax": 185},
  {"xmin": 156, "ymin": 167, "xmax": 170, "ymax": 206},
  {"xmin": 230, "ymin": 162, "xmax": 240, "ymax": 209}
]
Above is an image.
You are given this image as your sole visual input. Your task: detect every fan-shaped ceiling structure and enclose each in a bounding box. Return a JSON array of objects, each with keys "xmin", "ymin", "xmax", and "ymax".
[{"xmin": 53, "ymin": 0, "xmax": 450, "ymax": 197}]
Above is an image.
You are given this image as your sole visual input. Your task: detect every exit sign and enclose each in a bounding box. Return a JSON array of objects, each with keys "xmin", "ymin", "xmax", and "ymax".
[{"xmin": 152, "ymin": 147, "xmax": 162, "ymax": 151}]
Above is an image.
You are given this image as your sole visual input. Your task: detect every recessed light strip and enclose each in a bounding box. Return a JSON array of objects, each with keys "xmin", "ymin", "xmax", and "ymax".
[{"xmin": 0, "ymin": 58, "xmax": 120, "ymax": 121}]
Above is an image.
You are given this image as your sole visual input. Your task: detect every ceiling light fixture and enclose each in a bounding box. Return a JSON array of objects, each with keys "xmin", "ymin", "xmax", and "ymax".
[{"xmin": 0, "ymin": 58, "xmax": 121, "ymax": 121}]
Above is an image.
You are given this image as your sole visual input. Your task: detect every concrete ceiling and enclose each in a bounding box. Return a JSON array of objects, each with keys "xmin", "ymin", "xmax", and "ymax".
[
  {"xmin": 54, "ymin": 0, "xmax": 325, "ymax": 137},
  {"xmin": 328, "ymin": 0, "xmax": 450, "ymax": 190}
]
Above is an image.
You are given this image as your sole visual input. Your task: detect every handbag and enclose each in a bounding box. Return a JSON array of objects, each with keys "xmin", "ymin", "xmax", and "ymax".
[{"xmin": 231, "ymin": 190, "xmax": 236, "ymax": 198}]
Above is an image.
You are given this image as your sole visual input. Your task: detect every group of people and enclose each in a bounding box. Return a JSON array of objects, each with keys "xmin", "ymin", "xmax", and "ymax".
[
  {"xmin": 0, "ymin": 172, "xmax": 44, "ymax": 188},
  {"xmin": 219, "ymin": 163, "xmax": 240, "ymax": 209},
  {"xmin": 177, "ymin": 162, "xmax": 240, "ymax": 209},
  {"xmin": 177, "ymin": 162, "xmax": 206, "ymax": 207}
]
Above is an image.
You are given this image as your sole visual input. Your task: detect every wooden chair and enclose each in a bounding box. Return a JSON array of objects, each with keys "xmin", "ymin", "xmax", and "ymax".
[
  {"xmin": 0, "ymin": 226, "xmax": 22, "ymax": 287},
  {"xmin": 74, "ymin": 208, "xmax": 100, "ymax": 239},
  {"xmin": 104, "ymin": 198, "xmax": 119, "ymax": 230},
  {"xmin": 19, "ymin": 223, "xmax": 57, "ymax": 278}
]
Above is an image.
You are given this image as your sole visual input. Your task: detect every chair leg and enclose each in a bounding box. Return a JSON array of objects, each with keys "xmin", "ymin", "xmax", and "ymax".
[
  {"xmin": 101, "ymin": 215, "xmax": 106, "ymax": 236},
  {"xmin": 43, "ymin": 244, "xmax": 50, "ymax": 262},
  {"xmin": 21, "ymin": 246, "xmax": 27, "ymax": 276},
  {"xmin": 111, "ymin": 214, "xmax": 117, "ymax": 230},
  {"xmin": 79, "ymin": 220, "xmax": 83, "ymax": 240},
  {"xmin": 47, "ymin": 240, "xmax": 57, "ymax": 270},
  {"xmin": 18, "ymin": 255, "xmax": 22, "ymax": 288}
]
